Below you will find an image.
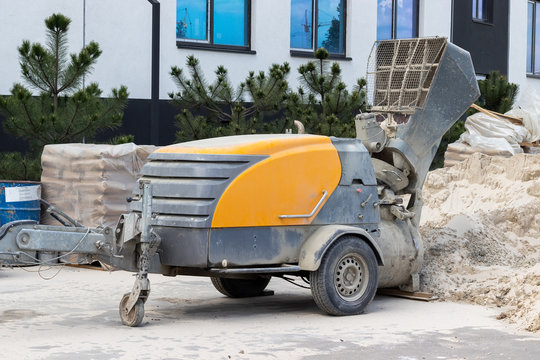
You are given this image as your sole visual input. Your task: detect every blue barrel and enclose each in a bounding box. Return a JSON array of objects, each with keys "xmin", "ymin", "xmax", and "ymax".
[{"xmin": 0, "ymin": 181, "xmax": 41, "ymax": 226}]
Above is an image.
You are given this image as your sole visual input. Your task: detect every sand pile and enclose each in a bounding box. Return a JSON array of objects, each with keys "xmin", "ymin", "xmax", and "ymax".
[{"xmin": 419, "ymin": 153, "xmax": 540, "ymax": 332}]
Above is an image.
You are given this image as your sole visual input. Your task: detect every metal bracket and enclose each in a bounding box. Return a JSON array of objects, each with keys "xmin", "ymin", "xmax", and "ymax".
[
  {"xmin": 125, "ymin": 181, "xmax": 153, "ymax": 313},
  {"xmin": 15, "ymin": 226, "xmax": 111, "ymax": 255},
  {"xmin": 279, "ymin": 190, "xmax": 328, "ymax": 219}
]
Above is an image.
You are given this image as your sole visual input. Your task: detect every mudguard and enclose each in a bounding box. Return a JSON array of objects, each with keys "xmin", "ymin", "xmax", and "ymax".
[{"xmin": 298, "ymin": 225, "xmax": 384, "ymax": 271}]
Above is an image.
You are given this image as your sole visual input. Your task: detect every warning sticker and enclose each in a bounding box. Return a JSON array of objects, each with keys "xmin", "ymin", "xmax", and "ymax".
[{"xmin": 4, "ymin": 185, "xmax": 41, "ymax": 203}]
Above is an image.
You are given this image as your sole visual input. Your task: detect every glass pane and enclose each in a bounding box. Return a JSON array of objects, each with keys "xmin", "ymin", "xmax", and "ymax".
[
  {"xmin": 536, "ymin": 3, "xmax": 540, "ymax": 74},
  {"xmin": 396, "ymin": 0, "xmax": 417, "ymax": 39},
  {"xmin": 472, "ymin": 0, "xmax": 477, "ymax": 19},
  {"xmin": 377, "ymin": 0, "xmax": 393, "ymax": 40},
  {"xmin": 317, "ymin": 0, "xmax": 344, "ymax": 54},
  {"xmin": 528, "ymin": 2, "xmax": 533, "ymax": 73},
  {"xmin": 478, "ymin": 0, "xmax": 484, "ymax": 20},
  {"xmin": 291, "ymin": 0, "xmax": 313, "ymax": 49},
  {"xmin": 214, "ymin": 0, "xmax": 247, "ymax": 46},
  {"xmin": 176, "ymin": 0, "xmax": 207, "ymax": 41}
]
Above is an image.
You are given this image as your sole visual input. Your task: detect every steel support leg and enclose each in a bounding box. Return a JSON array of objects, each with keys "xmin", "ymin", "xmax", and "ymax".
[{"xmin": 120, "ymin": 181, "xmax": 153, "ymax": 326}]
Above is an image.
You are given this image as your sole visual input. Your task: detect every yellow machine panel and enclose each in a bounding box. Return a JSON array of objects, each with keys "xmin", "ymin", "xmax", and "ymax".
[{"xmin": 202, "ymin": 135, "xmax": 342, "ymax": 227}]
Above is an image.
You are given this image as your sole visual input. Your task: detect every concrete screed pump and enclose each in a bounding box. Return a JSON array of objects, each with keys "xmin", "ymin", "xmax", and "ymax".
[{"xmin": 0, "ymin": 37, "xmax": 480, "ymax": 327}]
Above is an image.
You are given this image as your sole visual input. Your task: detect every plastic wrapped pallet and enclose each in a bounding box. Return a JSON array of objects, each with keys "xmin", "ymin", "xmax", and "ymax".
[
  {"xmin": 41, "ymin": 143, "xmax": 156, "ymax": 227},
  {"xmin": 460, "ymin": 112, "xmax": 528, "ymax": 155}
]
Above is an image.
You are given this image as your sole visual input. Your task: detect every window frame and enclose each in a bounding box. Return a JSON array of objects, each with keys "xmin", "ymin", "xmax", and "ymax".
[
  {"xmin": 176, "ymin": 0, "xmax": 255, "ymax": 54},
  {"xmin": 528, "ymin": 0, "xmax": 539, "ymax": 76},
  {"xmin": 290, "ymin": 0, "xmax": 349, "ymax": 60},
  {"xmin": 377, "ymin": 0, "xmax": 419, "ymax": 41},
  {"xmin": 472, "ymin": 0, "xmax": 493, "ymax": 24}
]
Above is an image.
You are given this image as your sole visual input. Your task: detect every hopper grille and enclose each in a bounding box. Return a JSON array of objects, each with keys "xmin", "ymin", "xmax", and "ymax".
[{"xmin": 366, "ymin": 37, "xmax": 447, "ymax": 114}]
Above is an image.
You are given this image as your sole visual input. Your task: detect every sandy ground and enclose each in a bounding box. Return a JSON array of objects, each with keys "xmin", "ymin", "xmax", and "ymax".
[
  {"xmin": 1, "ymin": 266, "xmax": 539, "ymax": 360},
  {"xmin": 420, "ymin": 153, "xmax": 540, "ymax": 332}
]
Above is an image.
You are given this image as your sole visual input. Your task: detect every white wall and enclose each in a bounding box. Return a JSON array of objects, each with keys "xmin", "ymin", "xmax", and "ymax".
[
  {"xmin": 508, "ymin": 0, "xmax": 540, "ymax": 100},
  {"xmin": 1, "ymin": 0, "xmax": 537, "ymax": 103},
  {"xmin": 0, "ymin": 0, "xmax": 83, "ymax": 95},
  {"xmin": 0, "ymin": 0, "xmax": 152, "ymax": 99},
  {"xmin": 85, "ymin": 0, "xmax": 152, "ymax": 99},
  {"xmin": 419, "ymin": 0, "xmax": 452, "ymax": 38}
]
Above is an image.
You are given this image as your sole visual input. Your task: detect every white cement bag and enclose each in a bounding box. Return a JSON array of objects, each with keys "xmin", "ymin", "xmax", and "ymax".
[{"xmin": 460, "ymin": 112, "xmax": 527, "ymax": 155}]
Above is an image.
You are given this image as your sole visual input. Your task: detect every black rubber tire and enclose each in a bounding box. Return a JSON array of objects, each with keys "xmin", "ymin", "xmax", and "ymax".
[
  {"xmin": 310, "ymin": 236, "xmax": 379, "ymax": 316},
  {"xmin": 119, "ymin": 292, "xmax": 145, "ymax": 327},
  {"xmin": 211, "ymin": 276, "xmax": 271, "ymax": 298}
]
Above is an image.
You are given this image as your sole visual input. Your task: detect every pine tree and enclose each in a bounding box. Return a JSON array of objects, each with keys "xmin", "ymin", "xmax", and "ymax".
[
  {"xmin": 169, "ymin": 56, "xmax": 291, "ymax": 142},
  {"xmin": 0, "ymin": 13, "xmax": 128, "ymax": 180},
  {"xmin": 476, "ymin": 71, "xmax": 518, "ymax": 114},
  {"xmin": 286, "ymin": 48, "xmax": 366, "ymax": 138}
]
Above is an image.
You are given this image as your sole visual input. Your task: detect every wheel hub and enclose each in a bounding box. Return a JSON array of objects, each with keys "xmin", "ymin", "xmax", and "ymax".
[{"xmin": 334, "ymin": 254, "xmax": 369, "ymax": 301}]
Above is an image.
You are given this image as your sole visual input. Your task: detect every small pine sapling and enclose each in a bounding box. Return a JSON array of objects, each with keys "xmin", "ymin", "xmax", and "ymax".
[
  {"xmin": 286, "ymin": 48, "xmax": 366, "ymax": 138},
  {"xmin": 0, "ymin": 13, "xmax": 128, "ymax": 180},
  {"xmin": 476, "ymin": 71, "xmax": 518, "ymax": 114}
]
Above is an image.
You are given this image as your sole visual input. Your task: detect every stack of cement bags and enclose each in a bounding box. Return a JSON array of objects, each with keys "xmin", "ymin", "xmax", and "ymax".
[{"xmin": 41, "ymin": 143, "xmax": 156, "ymax": 228}]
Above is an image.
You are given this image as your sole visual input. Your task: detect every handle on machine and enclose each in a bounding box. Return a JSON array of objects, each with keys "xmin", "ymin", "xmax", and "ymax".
[{"xmin": 279, "ymin": 190, "xmax": 328, "ymax": 219}]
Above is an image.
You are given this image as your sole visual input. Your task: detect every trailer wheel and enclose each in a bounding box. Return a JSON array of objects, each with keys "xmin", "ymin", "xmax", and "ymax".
[
  {"xmin": 211, "ymin": 277, "xmax": 271, "ymax": 298},
  {"xmin": 119, "ymin": 293, "xmax": 144, "ymax": 327},
  {"xmin": 310, "ymin": 236, "xmax": 378, "ymax": 316}
]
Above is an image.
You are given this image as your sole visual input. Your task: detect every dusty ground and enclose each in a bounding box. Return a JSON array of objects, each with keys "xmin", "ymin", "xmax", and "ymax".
[{"xmin": 1, "ymin": 266, "xmax": 539, "ymax": 360}]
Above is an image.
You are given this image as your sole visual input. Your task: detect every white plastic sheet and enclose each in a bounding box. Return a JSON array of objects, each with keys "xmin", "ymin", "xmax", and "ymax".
[
  {"xmin": 459, "ymin": 112, "xmax": 528, "ymax": 155},
  {"xmin": 510, "ymin": 88, "xmax": 540, "ymax": 142}
]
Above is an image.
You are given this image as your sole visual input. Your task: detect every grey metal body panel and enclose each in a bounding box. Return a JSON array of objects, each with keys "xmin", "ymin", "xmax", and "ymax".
[
  {"xmin": 153, "ymin": 226, "xmax": 208, "ymax": 267},
  {"xmin": 314, "ymin": 138, "xmax": 380, "ymax": 228},
  {"xmin": 131, "ymin": 153, "xmax": 266, "ymax": 228},
  {"xmin": 312, "ymin": 186, "xmax": 379, "ymax": 228},
  {"xmin": 208, "ymin": 226, "xmax": 315, "ymax": 267},
  {"xmin": 330, "ymin": 138, "xmax": 377, "ymax": 185}
]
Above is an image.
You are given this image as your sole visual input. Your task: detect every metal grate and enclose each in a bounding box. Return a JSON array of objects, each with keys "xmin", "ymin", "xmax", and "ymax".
[{"xmin": 366, "ymin": 37, "xmax": 447, "ymax": 114}]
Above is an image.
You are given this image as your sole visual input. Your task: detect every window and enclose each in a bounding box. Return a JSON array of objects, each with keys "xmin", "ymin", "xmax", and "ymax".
[
  {"xmin": 528, "ymin": 1, "xmax": 540, "ymax": 75},
  {"xmin": 377, "ymin": 0, "xmax": 418, "ymax": 41},
  {"xmin": 290, "ymin": 0, "xmax": 346, "ymax": 56},
  {"xmin": 472, "ymin": 0, "xmax": 492, "ymax": 23},
  {"xmin": 176, "ymin": 0, "xmax": 251, "ymax": 52}
]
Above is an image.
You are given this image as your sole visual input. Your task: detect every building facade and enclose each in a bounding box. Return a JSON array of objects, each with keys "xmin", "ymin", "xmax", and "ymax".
[{"xmin": 0, "ymin": 0, "xmax": 536, "ymax": 147}]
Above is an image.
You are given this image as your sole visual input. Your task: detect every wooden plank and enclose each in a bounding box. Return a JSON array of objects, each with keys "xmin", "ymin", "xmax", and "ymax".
[
  {"xmin": 470, "ymin": 103, "xmax": 523, "ymax": 125},
  {"xmin": 520, "ymin": 142, "xmax": 540, "ymax": 148},
  {"xmin": 65, "ymin": 263, "xmax": 113, "ymax": 271},
  {"xmin": 377, "ymin": 288, "xmax": 438, "ymax": 302}
]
